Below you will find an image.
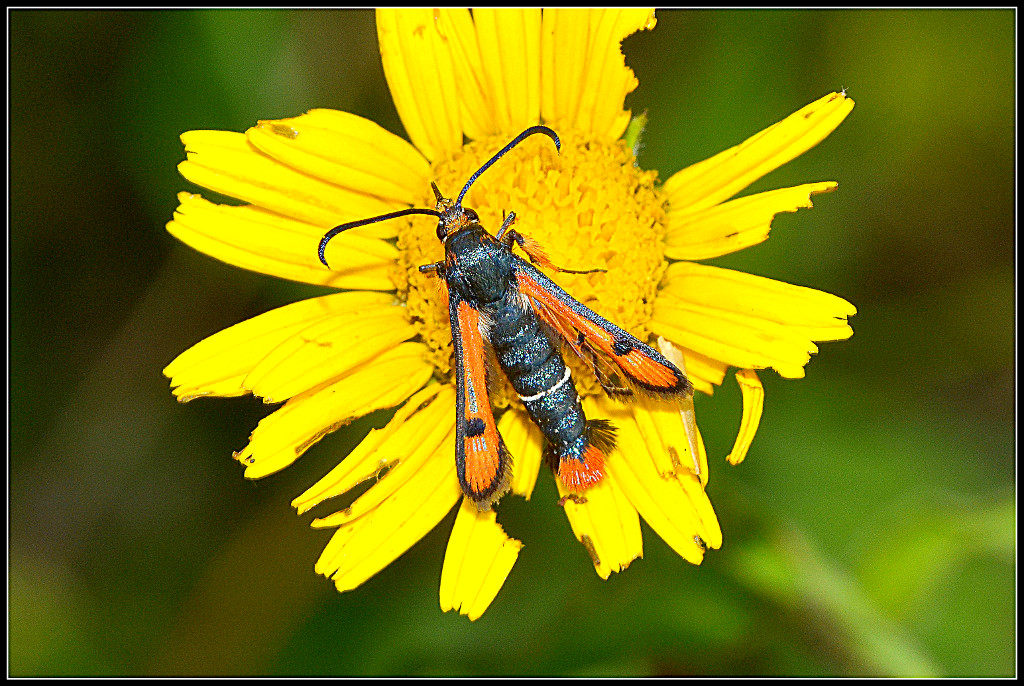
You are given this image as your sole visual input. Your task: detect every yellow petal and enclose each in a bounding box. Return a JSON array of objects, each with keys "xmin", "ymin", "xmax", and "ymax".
[
  {"xmin": 673, "ymin": 468, "xmax": 722, "ymax": 551},
  {"xmin": 435, "ymin": 9, "xmax": 496, "ymax": 140},
  {"xmin": 376, "ymin": 8, "xmax": 463, "ymax": 162},
  {"xmin": 177, "ymin": 131, "xmax": 402, "ymax": 238},
  {"xmin": 587, "ymin": 396, "xmax": 720, "ymax": 563},
  {"xmin": 243, "ymin": 307, "xmax": 416, "ymax": 402},
  {"xmin": 472, "ymin": 8, "xmax": 542, "ymax": 134},
  {"xmin": 663, "ymin": 92, "xmax": 855, "ymax": 213},
  {"xmin": 630, "ymin": 399, "xmax": 708, "ymax": 489},
  {"xmin": 292, "ymin": 385, "xmax": 451, "ymax": 514},
  {"xmin": 584, "ymin": 9, "xmax": 657, "ymax": 139},
  {"xmin": 669, "ymin": 344, "xmax": 730, "ymax": 396},
  {"xmin": 168, "ymin": 193, "xmax": 398, "ymax": 290},
  {"xmin": 312, "ymin": 415, "xmax": 454, "ymax": 528},
  {"xmin": 665, "ymin": 182, "xmax": 838, "ymax": 261},
  {"xmin": 164, "ymin": 291, "xmax": 397, "ymax": 402},
  {"xmin": 659, "ymin": 261, "xmax": 857, "ymax": 330},
  {"xmin": 694, "ymin": 423, "xmax": 710, "ymax": 488},
  {"xmin": 651, "ymin": 300, "xmax": 817, "ymax": 379},
  {"xmin": 235, "ymin": 343, "xmax": 433, "ymax": 478},
  {"xmin": 727, "ymin": 369, "xmax": 764, "ymax": 466},
  {"xmin": 440, "ymin": 498, "xmax": 523, "ymax": 621},
  {"xmin": 246, "ymin": 109, "xmax": 429, "ymax": 205},
  {"xmin": 497, "ymin": 409, "xmax": 544, "ymax": 499},
  {"xmin": 654, "ymin": 337, "xmax": 707, "ymax": 486},
  {"xmin": 541, "ymin": 9, "xmax": 656, "ymax": 139},
  {"xmin": 653, "ymin": 263, "xmax": 856, "ymax": 378},
  {"xmin": 540, "ymin": 9, "xmax": 589, "ymax": 136},
  {"xmin": 317, "ymin": 434, "xmax": 462, "ymax": 591},
  {"xmin": 314, "ymin": 522, "xmax": 357, "ymax": 579},
  {"xmin": 556, "ymin": 469, "xmax": 642, "ymax": 580}
]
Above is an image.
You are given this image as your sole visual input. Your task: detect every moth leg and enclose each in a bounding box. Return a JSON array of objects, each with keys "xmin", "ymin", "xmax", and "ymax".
[
  {"xmin": 503, "ymin": 222, "xmax": 605, "ymax": 276},
  {"xmin": 419, "ymin": 261, "xmax": 446, "ymax": 278},
  {"xmin": 582, "ymin": 348, "xmax": 634, "ymax": 397},
  {"xmin": 496, "ymin": 210, "xmax": 518, "ymax": 242}
]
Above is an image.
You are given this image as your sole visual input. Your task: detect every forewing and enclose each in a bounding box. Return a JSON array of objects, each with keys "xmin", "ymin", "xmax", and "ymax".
[{"xmin": 449, "ymin": 288, "xmax": 511, "ymax": 508}]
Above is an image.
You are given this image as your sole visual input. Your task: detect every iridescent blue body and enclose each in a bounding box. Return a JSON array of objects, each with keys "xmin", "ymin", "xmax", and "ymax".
[{"xmin": 444, "ymin": 225, "xmax": 588, "ymax": 456}]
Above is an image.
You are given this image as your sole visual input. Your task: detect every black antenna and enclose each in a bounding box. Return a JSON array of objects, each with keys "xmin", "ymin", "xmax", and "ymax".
[
  {"xmin": 319, "ymin": 208, "xmax": 442, "ymax": 267},
  {"xmin": 456, "ymin": 125, "xmax": 560, "ymax": 207},
  {"xmin": 319, "ymin": 126, "xmax": 561, "ymax": 268}
]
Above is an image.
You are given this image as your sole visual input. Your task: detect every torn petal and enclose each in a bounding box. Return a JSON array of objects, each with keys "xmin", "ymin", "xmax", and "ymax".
[
  {"xmin": 556, "ymin": 469, "xmax": 642, "ymax": 580},
  {"xmin": 317, "ymin": 435, "xmax": 462, "ymax": 592},
  {"xmin": 541, "ymin": 8, "xmax": 656, "ymax": 139},
  {"xmin": 727, "ymin": 369, "xmax": 764, "ymax": 465},
  {"xmin": 663, "ymin": 91, "xmax": 855, "ymax": 213},
  {"xmin": 440, "ymin": 498, "xmax": 523, "ymax": 621},
  {"xmin": 235, "ymin": 343, "xmax": 434, "ymax": 479},
  {"xmin": 665, "ymin": 182, "xmax": 838, "ymax": 261}
]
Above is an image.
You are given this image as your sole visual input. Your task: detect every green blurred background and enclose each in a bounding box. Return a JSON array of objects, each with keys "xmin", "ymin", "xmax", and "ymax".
[{"xmin": 10, "ymin": 8, "xmax": 1014, "ymax": 677}]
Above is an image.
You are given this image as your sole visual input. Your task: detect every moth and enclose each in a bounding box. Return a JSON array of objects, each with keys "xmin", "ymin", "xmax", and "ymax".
[{"xmin": 319, "ymin": 126, "xmax": 693, "ymax": 509}]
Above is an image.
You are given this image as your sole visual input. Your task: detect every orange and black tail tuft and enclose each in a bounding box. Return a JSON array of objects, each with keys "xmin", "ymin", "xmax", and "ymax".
[{"xmin": 549, "ymin": 419, "xmax": 617, "ymax": 492}]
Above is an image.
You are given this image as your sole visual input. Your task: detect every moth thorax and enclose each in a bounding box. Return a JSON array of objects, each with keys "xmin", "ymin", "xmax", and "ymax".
[{"xmin": 394, "ymin": 128, "xmax": 669, "ymax": 406}]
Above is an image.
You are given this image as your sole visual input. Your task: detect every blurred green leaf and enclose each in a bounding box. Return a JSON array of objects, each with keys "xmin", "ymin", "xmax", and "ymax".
[
  {"xmin": 859, "ymin": 496, "xmax": 1014, "ymax": 618},
  {"xmin": 9, "ymin": 556, "xmax": 110, "ymax": 676},
  {"xmin": 726, "ymin": 530, "xmax": 938, "ymax": 676}
]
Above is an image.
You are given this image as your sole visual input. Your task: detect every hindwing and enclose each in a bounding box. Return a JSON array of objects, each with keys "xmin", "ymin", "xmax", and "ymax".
[{"xmin": 512, "ymin": 256, "xmax": 693, "ymax": 400}]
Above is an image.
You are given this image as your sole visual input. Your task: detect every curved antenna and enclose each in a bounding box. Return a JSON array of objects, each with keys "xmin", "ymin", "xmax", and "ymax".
[
  {"xmin": 456, "ymin": 125, "xmax": 561, "ymax": 207},
  {"xmin": 319, "ymin": 208, "xmax": 441, "ymax": 267}
]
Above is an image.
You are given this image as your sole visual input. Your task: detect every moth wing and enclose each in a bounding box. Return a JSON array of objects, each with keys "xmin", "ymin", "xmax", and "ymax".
[
  {"xmin": 513, "ymin": 256, "xmax": 693, "ymax": 399},
  {"xmin": 449, "ymin": 288, "xmax": 512, "ymax": 508}
]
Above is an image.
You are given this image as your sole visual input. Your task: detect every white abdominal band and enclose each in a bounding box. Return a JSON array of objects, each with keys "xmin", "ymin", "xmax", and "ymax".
[{"xmin": 518, "ymin": 366, "xmax": 572, "ymax": 403}]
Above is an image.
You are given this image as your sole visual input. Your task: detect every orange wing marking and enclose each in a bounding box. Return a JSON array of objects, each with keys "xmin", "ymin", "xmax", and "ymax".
[{"xmin": 456, "ymin": 301, "xmax": 502, "ymax": 494}]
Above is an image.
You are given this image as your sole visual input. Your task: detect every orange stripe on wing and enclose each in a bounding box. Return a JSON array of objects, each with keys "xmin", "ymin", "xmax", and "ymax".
[
  {"xmin": 616, "ymin": 349, "xmax": 680, "ymax": 389},
  {"xmin": 456, "ymin": 301, "xmax": 503, "ymax": 496}
]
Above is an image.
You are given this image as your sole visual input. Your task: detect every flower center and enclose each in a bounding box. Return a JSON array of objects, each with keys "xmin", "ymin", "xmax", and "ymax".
[{"xmin": 392, "ymin": 129, "xmax": 667, "ymax": 406}]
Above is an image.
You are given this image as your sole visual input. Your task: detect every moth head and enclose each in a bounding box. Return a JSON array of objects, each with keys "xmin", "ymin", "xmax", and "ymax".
[
  {"xmin": 431, "ymin": 182, "xmax": 481, "ymax": 241},
  {"xmin": 434, "ymin": 206, "xmax": 479, "ymax": 241}
]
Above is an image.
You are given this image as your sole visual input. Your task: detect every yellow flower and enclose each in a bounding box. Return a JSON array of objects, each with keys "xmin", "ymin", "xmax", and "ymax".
[{"xmin": 164, "ymin": 8, "xmax": 855, "ymax": 621}]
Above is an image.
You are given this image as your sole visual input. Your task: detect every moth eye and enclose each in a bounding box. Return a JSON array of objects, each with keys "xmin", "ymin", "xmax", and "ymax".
[
  {"xmin": 436, "ymin": 221, "xmax": 447, "ymax": 240},
  {"xmin": 464, "ymin": 208, "xmax": 479, "ymax": 223}
]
